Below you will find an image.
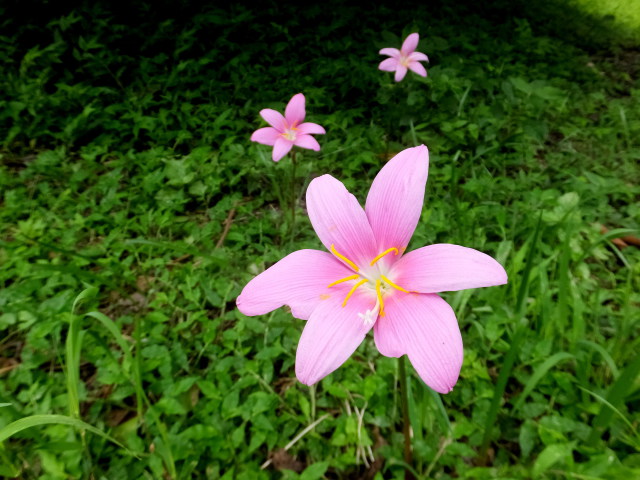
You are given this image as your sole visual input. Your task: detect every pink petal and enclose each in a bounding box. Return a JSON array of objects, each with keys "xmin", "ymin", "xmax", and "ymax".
[
  {"xmin": 294, "ymin": 134, "xmax": 321, "ymax": 151},
  {"xmin": 272, "ymin": 137, "xmax": 293, "ymax": 162},
  {"xmin": 379, "ymin": 47, "xmax": 400, "ymax": 58},
  {"xmin": 297, "ymin": 122, "xmax": 325, "ymax": 135},
  {"xmin": 236, "ymin": 249, "xmax": 353, "ymax": 320},
  {"xmin": 364, "ymin": 145, "xmax": 429, "ymax": 266},
  {"xmin": 250, "ymin": 127, "xmax": 281, "ymax": 146},
  {"xmin": 409, "ymin": 51, "xmax": 429, "ymax": 63},
  {"xmin": 296, "ymin": 291, "xmax": 373, "ymax": 385},
  {"xmin": 374, "ymin": 292, "xmax": 463, "ymax": 394},
  {"xmin": 378, "ymin": 58, "xmax": 399, "ymax": 72},
  {"xmin": 408, "ymin": 61, "xmax": 427, "ymax": 77},
  {"xmin": 306, "ymin": 175, "xmax": 378, "ymax": 270},
  {"xmin": 285, "ymin": 93, "xmax": 306, "ymax": 126},
  {"xmin": 260, "ymin": 108, "xmax": 286, "ymax": 130},
  {"xmin": 391, "ymin": 244, "xmax": 508, "ymax": 293},
  {"xmin": 394, "ymin": 65, "xmax": 408, "ymax": 82},
  {"xmin": 401, "ymin": 33, "xmax": 420, "ymax": 55},
  {"xmin": 372, "ymin": 300, "xmax": 404, "ymax": 358}
]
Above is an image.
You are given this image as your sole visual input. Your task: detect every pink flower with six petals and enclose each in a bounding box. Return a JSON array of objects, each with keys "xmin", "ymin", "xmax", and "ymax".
[
  {"xmin": 251, "ymin": 93, "xmax": 326, "ymax": 162},
  {"xmin": 379, "ymin": 33, "xmax": 429, "ymax": 82},
  {"xmin": 236, "ymin": 146, "xmax": 507, "ymax": 393}
]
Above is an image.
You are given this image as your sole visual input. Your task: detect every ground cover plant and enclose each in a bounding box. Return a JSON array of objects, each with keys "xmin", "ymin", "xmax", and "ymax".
[{"xmin": 1, "ymin": 0, "xmax": 639, "ymax": 478}]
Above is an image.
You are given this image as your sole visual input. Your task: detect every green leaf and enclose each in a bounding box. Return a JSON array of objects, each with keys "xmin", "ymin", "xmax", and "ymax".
[
  {"xmin": 532, "ymin": 443, "xmax": 573, "ymax": 477},
  {"xmin": 300, "ymin": 461, "xmax": 329, "ymax": 480}
]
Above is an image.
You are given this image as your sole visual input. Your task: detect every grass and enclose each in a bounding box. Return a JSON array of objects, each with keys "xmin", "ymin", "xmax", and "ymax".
[{"xmin": 0, "ymin": 0, "xmax": 639, "ymax": 478}]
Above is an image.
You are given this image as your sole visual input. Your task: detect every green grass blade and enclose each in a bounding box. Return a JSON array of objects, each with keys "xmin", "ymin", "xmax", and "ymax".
[
  {"xmin": 587, "ymin": 353, "xmax": 640, "ymax": 445},
  {"xmin": 409, "ymin": 119, "xmax": 418, "ymax": 147},
  {"xmin": 556, "ymin": 224, "xmax": 571, "ymax": 346},
  {"xmin": 17, "ymin": 234, "xmax": 102, "ymax": 260},
  {"xmin": 65, "ymin": 313, "xmax": 82, "ymax": 420},
  {"xmin": 480, "ymin": 213, "xmax": 543, "ymax": 459},
  {"xmin": 514, "ymin": 352, "xmax": 575, "ymax": 411},
  {"xmin": 85, "ymin": 311, "xmax": 133, "ymax": 371},
  {"xmin": 89, "ymin": 310, "xmax": 174, "ymax": 476},
  {"xmin": 0, "ymin": 414, "xmax": 133, "ymax": 454},
  {"xmin": 578, "ymin": 228, "xmax": 639, "ymax": 264},
  {"xmin": 577, "ymin": 340, "xmax": 620, "ymax": 379},
  {"xmin": 426, "ymin": 387, "xmax": 452, "ymax": 435},
  {"xmin": 457, "ymin": 85, "xmax": 471, "ymax": 117},
  {"xmin": 515, "ymin": 214, "xmax": 544, "ymax": 316},
  {"xmin": 480, "ymin": 323, "xmax": 527, "ymax": 458},
  {"xmin": 87, "ymin": 310, "xmax": 174, "ymax": 474},
  {"xmin": 72, "ymin": 287, "xmax": 99, "ymax": 314},
  {"xmin": 580, "ymin": 387, "xmax": 639, "ymax": 444}
]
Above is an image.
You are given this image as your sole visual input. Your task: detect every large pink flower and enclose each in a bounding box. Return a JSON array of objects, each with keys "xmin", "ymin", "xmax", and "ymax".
[
  {"xmin": 250, "ymin": 93, "xmax": 326, "ymax": 162},
  {"xmin": 237, "ymin": 146, "xmax": 507, "ymax": 393},
  {"xmin": 379, "ymin": 33, "xmax": 429, "ymax": 82}
]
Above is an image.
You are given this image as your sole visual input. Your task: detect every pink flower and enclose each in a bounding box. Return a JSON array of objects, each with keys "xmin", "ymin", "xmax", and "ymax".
[
  {"xmin": 379, "ymin": 33, "xmax": 429, "ymax": 82},
  {"xmin": 236, "ymin": 146, "xmax": 507, "ymax": 393},
  {"xmin": 250, "ymin": 93, "xmax": 326, "ymax": 162}
]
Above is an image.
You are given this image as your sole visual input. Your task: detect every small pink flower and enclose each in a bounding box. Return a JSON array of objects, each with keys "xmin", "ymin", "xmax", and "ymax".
[
  {"xmin": 237, "ymin": 146, "xmax": 507, "ymax": 393},
  {"xmin": 251, "ymin": 93, "xmax": 326, "ymax": 162},
  {"xmin": 379, "ymin": 32, "xmax": 429, "ymax": 82}
]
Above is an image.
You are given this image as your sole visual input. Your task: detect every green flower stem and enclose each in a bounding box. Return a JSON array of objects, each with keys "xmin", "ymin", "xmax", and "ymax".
[{"xmin": 310, "ymin": 384, "xmax": 316, "ymax": 421}]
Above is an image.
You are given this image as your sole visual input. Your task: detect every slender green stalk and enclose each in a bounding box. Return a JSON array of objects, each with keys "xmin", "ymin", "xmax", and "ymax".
[
  {"xmin": 398, "ymin": 356, "xmax": 415, "ymax": 480},
  {"xmin": 309, "ymin": 384, "xmax": 316, "ymax": 422}
]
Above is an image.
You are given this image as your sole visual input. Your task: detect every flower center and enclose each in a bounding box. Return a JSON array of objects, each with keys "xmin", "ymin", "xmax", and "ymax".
[
  {"xmin": 399, "ymin": 54, "xmax": 411, "ymax": 68},
  {"xmin": 281, "ymin": 123, "xmax": 298, "ymax": 141},
  {"xmin": 327, "ymin": 244, "xmax": 410, "ymax": 325}
]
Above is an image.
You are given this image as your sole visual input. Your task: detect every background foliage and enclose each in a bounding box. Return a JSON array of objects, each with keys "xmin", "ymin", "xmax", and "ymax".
[{"xmin": 1, "ymin": 0, "xmax": 639, "ymax": 478}]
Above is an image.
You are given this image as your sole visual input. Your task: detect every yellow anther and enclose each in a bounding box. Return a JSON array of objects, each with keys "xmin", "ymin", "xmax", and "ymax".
[
  {"xmin": 375, "ymin": 279, "xmax": 385, "ymax": 317},
  {"xmin": 331, "ymin": 244, "xmax": 359, "ymax": 272},
  {"xmin": 370, "ymin": 247, "xmax": 399, "ymax": 266},
  {"xmin": 342, "ymin": 279, "xmax": 368, "ymax": 307},
  {"xmin": 327, "ymin": 274, "xmax": 360, "ymax": 288},
  {"xmin": 381, "ymin": 274, "xmax": 409, "ymax": 293}
]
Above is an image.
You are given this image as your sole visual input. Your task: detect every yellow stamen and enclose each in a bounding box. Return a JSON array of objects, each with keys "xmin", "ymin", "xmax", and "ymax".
[
  {"xmin": 375, "ymin": 279, "xmax": 385, "ymax": 317},
  {"xmin": 342, "ymin": 279, "xmax": 368, "ymax": 307},
  {"xmin": 331, "ymin": 244, "xmax": 359, "ymax": 271},
  {"xmin": 381, "ymin": 274, "xmax": 409, "ymax": 293},
  {"xmin": 370, "ymin": 247, "xmax": 399, "ymax": 266},
  {"xmin": 327, "ymin": 274, "xmax": 360, "ymax": 288}
]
